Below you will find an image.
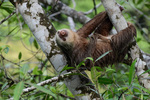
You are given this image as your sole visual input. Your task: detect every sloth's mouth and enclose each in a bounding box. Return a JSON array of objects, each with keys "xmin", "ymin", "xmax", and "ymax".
[{"xmin": 57, "ymin": 30, "xmax": 68, "ymax": 41}]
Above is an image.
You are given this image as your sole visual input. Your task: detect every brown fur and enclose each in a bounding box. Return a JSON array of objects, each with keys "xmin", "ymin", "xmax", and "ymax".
[{"xmin": 55, "ymin": 11, "xmax": 136, "ymax": 70}]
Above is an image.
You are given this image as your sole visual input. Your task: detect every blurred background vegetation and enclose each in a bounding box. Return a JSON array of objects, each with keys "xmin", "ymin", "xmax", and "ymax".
[{"xmin": 0, "ymin": 0, "xmax": 150, "ymax": 99}]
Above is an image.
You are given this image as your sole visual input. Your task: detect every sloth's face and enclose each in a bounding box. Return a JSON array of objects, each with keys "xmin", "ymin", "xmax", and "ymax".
[{"xmin": 55, "ymin": 29, "xmax": 77, "ymax": 46}]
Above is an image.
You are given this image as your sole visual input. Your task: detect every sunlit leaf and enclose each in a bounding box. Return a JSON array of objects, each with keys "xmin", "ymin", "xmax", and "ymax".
[
  {"xmin": 14, "ymin": 81, "xmax": 24, "ymax": 100},
  {"xmin": 95, "ymin": 50, "xmax": 112, "ymax": 62},
  {"xmin": 27, "ymin": 82, "xmax": 57, "ymax": 99},
  {"xmin": 129, "ymin": 60, "xmax": 136, "ymax": 85},
  {"xmin": 118, "ymin": 87, "xmax": 128, "ymax": 91},
  {"xmin": 85, "ymin": 57, "xmax": 94, "ymax": 62},
  {"xmin": 106, "ymin": 68, "xmax": 115, "ymax": 73},
  {"xmin": 20, "ymin": 64, "xmax": 29, "ymax": 78},
  {"xmin": 33, "ymin": 66, "xmax": 42, "ymax": 75},
  {"xmin": 60, "ymin": 65, "xmax": 74, "ymax": 74},
  {"xmin": 0, "ymin": 6, "xmax": 13, "ymax": 14}
]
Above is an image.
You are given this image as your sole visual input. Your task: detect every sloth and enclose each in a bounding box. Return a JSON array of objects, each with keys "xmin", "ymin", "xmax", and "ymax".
[{"xmin": 55, "ymin": 11, "xmax": 136, "ymax": 70}]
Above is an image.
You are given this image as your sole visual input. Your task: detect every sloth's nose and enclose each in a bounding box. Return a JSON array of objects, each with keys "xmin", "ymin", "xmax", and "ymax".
[
  {"xmin": 57, "ymin": 30, "xmax": 68, "ymax": 37},
  {"xmin": 61, "ymin": 30, "xmax": 66, "ymax": 35}
]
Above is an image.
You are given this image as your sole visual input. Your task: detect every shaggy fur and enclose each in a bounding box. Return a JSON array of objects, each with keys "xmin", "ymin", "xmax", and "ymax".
[{"xmin": 55, "ymin": 11, "xmax": 136, "ymax": 70}]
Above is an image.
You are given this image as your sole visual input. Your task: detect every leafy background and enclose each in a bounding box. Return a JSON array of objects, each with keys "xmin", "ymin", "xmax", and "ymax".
[{"xmin": 0, "ymin": 0, "xmax": 150, "ymax": 99}]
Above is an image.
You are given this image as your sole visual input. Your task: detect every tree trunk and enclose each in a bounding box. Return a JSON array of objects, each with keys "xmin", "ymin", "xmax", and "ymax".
[{"xmin": 9, "ymin": 0, "xmax": 100, "ymax": 99}]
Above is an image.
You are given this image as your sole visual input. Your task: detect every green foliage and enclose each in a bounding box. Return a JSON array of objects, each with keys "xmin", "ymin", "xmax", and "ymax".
[
  {"xmin": 27, "ymin": 82, "xmax": 57, "ymax": 99},
  {"xmin": 0, "ymin": 0, "xmax": 150, "ymax": 100},
  {"xmin": 89, "ymin": 61, "xmax": 150, "ymax": 100},
  {"xmin": 128, "ymin": 59, "xmax": 136, "ymax": 85},
  {"xmin": 14, "ymin": 81, "xmax": 24, "ymax": 100}
]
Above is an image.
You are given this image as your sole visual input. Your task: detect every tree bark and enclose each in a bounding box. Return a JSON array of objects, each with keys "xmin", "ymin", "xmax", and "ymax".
[
  {"xmin": 38, "ymin": 0, "xmax": 90, "ymax": 24},
  {"xmin": 101, "ymin": 0, "xmax": 150, "ymax": 89},
  {"xmin": 9, "ymin": 0, "xmax": 100, "ymax": 99}
]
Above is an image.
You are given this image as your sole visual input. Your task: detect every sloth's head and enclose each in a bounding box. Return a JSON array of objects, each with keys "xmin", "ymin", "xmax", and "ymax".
[{"xmin": 55, "ymin": 29, "xmax": 79, "ymax": 46}]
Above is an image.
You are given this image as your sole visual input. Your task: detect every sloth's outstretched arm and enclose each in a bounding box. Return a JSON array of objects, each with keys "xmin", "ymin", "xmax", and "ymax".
[{"xmin": 77, "ymin": 11, "xmax": 109, "ymax": 38}]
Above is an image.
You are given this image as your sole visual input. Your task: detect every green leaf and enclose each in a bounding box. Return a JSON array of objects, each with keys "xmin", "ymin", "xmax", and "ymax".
[
  {"xmin": 14, "ymin": 81, "xmax": 24, "ymax": 100},
  {"xmin": 95, "ymin": 50, "xmax": 112, "ymax": 62},
  {"xmin": 118, "ymin": 87, "xmax": 128, "ymax": 91},
  {"xmin": 4, "ymin": 47, "xmax": 9, "ymax": 54},
  {"xmin": 18, "ymin": 52, "xmax": 22, "ymax": 60},
  {"xmin": 0, "ymin": 47, "xmax": 2, "ymax": 52},
  {"xmin": 142, "ymin": 28, "xmax": 148, "ymax": 35},
  {"xmin": 139, "ymin": 69, "xmax": 150, "ymax": 76},
  {"xmin": 129, "ymin": 60, "xmax": 136, "ymax": 85},
  {"xmin": 47, "ymin": 6, "xmax": 52, "ymax": 11},
  {"xmin": 33, "ymin": 66, "xmax": 40, "ymax": 75},
  {"xmin": 91, "ymin": 67, "xmax": 101, "ymax": 83},
  {"xmin": 33, "ymin": 39, "xmax": 39, "ymax": 49},
  {"xmin": 133, "ymin": 83, "xmax": 150, "ymax": 94},
  {"xmin": 20, "ymin": 64, "xmax": 29, "ymax": 78},
  {"xmin": 145, "ymin": 3, "xmax": 150, "ymax": 9},
  {"xmin": 137, "ymin": 0, "xmax": 142, "ymax": 5},
  {"xmin": 27, "ymin": 82, "xmax": 57, "ymax": 99},
  {"xmin": 7, "ymin": 26, "xmax": 18, "ymax": 36},
  {"xmin": 85, "ymin": 57, "xmax": 94, "ymax": 62},
  {"xmin": 105, "ymin": 68, "xmax": 115, "ymax": 73},
  {"xmin": 1, "ymin": 82, "xmax": 8, "ymax": 91},
  {"xmin": 59, "ymin": 65, "xmax": 74, "ymax": 74},
  {"xmin": 94, "ymin": 66, "xmax": 103, "ymax": 71},
  {"xmin": 133, "ymin": 0, "xmax": 136, "ymax": 4},
  {"xmin": 0, "ymin": 6, "xmax": 13, "ymax": 14},
  {"xmin": 136, "ymin": 38, "xmax": 141, "ymax": 42},
  {"xmin": 76, "ymin": 61, "xmax": 85, "ymax": 69},
  {"xmin": 98, "ymin": 77, "xmax": 113, "ymax": 84}
]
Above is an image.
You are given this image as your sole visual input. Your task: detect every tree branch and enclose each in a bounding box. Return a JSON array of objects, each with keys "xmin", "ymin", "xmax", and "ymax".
[
  {"xmin": 9, "ymin": 0, "xmax": 99, "ymax": 99},
  {"xmin": 101, "ymin": 0, "xmax": 150, "ymax": 89},
  {"xmin": 0, "ymin": 10, "xmax": 16, "ymax": 25},
  {"xmin": 23, "ymin": 70, "xmax": 78, "ymax": 93},
  {"xmin": 38, "ymin": 0, "xmax": 90, "ymax": 24}
]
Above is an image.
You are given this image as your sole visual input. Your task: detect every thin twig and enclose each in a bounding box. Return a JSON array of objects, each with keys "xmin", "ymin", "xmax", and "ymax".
[
  {"xmin": 84, "ymin": 3, "xmax": 102, "ymax": 15},
  {"xmin": 0, "ymin": 54, "xmax": 19, "ymax": 66},
  {"xmin": 93, "ymin": 0, "xmax": 97, "ymax": 15},
  {"xmin": 49, "ymin": 11, "xmax": 61, "ymax": 18},
  {"xmin": 0, "ymin": 10, "xmax": 16, "ymax": 25}
]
